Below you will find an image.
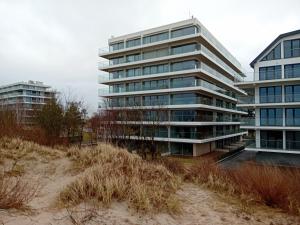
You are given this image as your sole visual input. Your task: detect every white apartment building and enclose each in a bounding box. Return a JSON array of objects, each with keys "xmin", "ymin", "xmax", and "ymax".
[
  {"xmin": 236, "ymin": 30, "xmax": 300, "ymax": 153},
  {"xmin": 98, "ymin": 18, "xmax": 247, "ymax": 156},
  {"xmin": 0, "ymin": 81, "xmax": 55, "ymax": 125}
]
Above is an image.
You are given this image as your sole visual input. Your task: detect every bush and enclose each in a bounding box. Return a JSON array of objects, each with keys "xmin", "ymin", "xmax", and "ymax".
[{"xmin": 0, "ymin": 174, "xmax": 37, "ymax": 209}]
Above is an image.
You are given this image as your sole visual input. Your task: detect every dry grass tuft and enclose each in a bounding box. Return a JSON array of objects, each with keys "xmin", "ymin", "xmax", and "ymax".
[
  {"xmin": 59, "ymin": 145, "xmax": 181, "ymax": 213},
  {"xmin": 0, "ymin": 173, "xmax": 38, "ymax": 209},
  {"xmin": 156, "ymin": 157, "xmax": 186, "ymax": 175},
  {"xmin": 0, "ymin": 137, "xmax": 61, "ymax": 163},
  {"xmin": 185, "ymin": 161, "xmax": 300, "ymax": 215}
]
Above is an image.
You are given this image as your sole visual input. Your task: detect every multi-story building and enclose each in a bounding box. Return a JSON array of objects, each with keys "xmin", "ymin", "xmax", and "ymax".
[
  {"xmin": 236, "ymin": 30, "xmax": 300, "ymax": 153},
  {"xmin": 0, "ymin": 81, "xmax": 55, "ymax": 125},
  {"xmin": 98, "ymin": 18, "xmax": 247, "ymax": 156}
]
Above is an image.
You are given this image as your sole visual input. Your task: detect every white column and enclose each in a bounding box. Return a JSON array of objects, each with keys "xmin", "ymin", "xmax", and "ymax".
[
  {"xmin": 283, "ymin": 130, "xmax": 286, "ymax": 150},
  {"xmin": 255, "ymin": 86, "xmax": 259, "ymax": 104},
  {"xmin": 255, "ymin": 108, "xmax": 260, "ymax": 126},
  {"xmin": 256, "ymin": 130, "xmax": 261, "ymax": 148}
]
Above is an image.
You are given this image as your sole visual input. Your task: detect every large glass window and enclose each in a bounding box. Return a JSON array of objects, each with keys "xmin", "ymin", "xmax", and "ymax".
[
  {"xmin": 171, "ymin": 43, "xmax": 199, "ymax": 55},
  {"xmin": 285, "ymin": 85, "xmax": 300, "ymax": 102},
  {"xmin": 286, "ymin": 131, "xmax": 300, "ymax": 150},
  {"xmin": 126, "ymin": 38, "xmax": 141, "ymax": 48},
  {"xmin": 260, "ymin": 108, "xmax": 283, "ymax": 126},
  {"xmin": 143, "ymin": 63, "xmax": 169, "ymax": 75},
  {"xmin": 259, "ymin": 86, "xmax": 282, "ymax": 103},
  {"xmin": 261, "ymin": 43, "xmax": 281, "ymax": 61},
  {"xmin": 286, "ymin": 108, "xmax": 300, "ymax": 126},
  {"xmin": 284, "ymin": 39, "xmax": 300, "ymax": 58},
  {"xmin": 171, "ymin": 26, "xmax": 198, "ymax": 38},
  {"xmin": 171, "ymin": 77, "xmax": 195, "ymax": 88},
  {"xmin": 142, "ymin": 95, "xmax": 168, "ymax": 106},
  {"xmin": 143, "ymin": 32, "xmax": 169, "ymax": 44},
  {"xmin": 171, "ymin": 60, "xmax": 199, "ymax": 72},
  {"xmin": 260, "ymin": 131, "xmax": 283, "ymax": 149},
  {"xmin": 170, "ymin": 143, "xmax": 193, "ymax": 156},
  {"xmin": 284, "ymin": 63, "xmax": 300, "ymax": 78},
  {"xmin": 143, "ymin": 48, "xmax": 169, "ymax": 60},
  {"xmin": 110, "ymin": 56, "xmax": 125, "ymax": 65},
  {"xmin": 126, "ymin": 68, "xmax": 141, "ymax": 77},
  {"xmin": 109, "ymin": 42, "xmax": 124, "ymax": 51},
  {"xmin": 110, "ymin": 70, "xmax": 124, "ymax": 79},
  {"xmin": 126, "ymin": 53, "xmax": 140, "ymax": 63},
  {"xmin": 143, "ymin": 79, "xmax": 168, "ymax": 90},
  {"xmin": 259, "ymin": 66, "xmax": 281, "ymax": 80}
]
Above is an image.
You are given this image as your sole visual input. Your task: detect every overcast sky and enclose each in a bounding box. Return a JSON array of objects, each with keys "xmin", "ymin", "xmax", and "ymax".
[{"xmin": 0, "ymin": 0, "xmax": 300, "ymax": 113}]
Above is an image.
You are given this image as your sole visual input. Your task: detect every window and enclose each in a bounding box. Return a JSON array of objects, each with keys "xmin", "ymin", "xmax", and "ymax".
[
  {"xmin": 284, "ymin": 39, "xmax": 300, "ymax": 58},
  {"xmin": 259, "ymin": 66, "xmax": 281, "ymax": 80},
  {"xmin": 259, "ymin": 86, "xmax": 282, "ymax": 103},
  {"xmin": 286, "ymin": 108, "xmax": 300, "ymax": 126},
  {"xmin": 171, "ymin": 43, "xmax": 199, "ymax": 55},
  {"xmin": 126, "ymin": 53, "xmax": 140, "ymax": 62},
  {"xmin": 285, "ymin": 85, "xmax": 300, "ymax": 102},
  {"xmin": 143, "ymin": 79, "xmax": 168, "ymax": 90},
  {"xmin": 126, "ymin": 38, "xmax": 141, "ymax": 48},
  {"xmin": 171, "ymin": 60, "xmax": 199, "ymax": 72},
  {"xmin": 143, "ymin": 32, "xmax": 169, "ymax": 44},
  {"xmin": 143, "ymin": 48, "xmax": 169, "ymax": 60},
  {"xmin": 261, "ymin": 43, "xmax": 281, "ymax": 61},
  {"xmin": 284, "ymin": 63, "xmax": 300, "ymax": 78},
  {"xmin": 286, "ymin": 131, "xmax": 300, "ymax": 150},
  {"xmin": 110, "ymin": 70, "xmax": 124, "ymax": 79},
  {"xmin": 171, "ymin": 77, "xmax": 195, "ymax": 88},
  {"xmin": 109, "ymin": 42, "xmax": 124, "ymax": 51},
  {"xmin": 171, "ymin": 26, "xmax": 198, "ymax": 38},
  {"xmin": 216, "ymin": 99, "xmax": 223, "ymax": 108},
  {"xmin": 126, "ymin": 68, "xmax": 141, "ymax": 77},
  {"xmin": 260, "ymin": 131, "xmax": 283, "ymax": 149},
  {"xmin": 110, "ymin": 56, "xmax": 124, "ymax": 65},
  {"xmin": 171, "ymin": 93, "xmax": 196, "ymax": 105},
  {"xmin": 143, "ymin": 64, "xmax": 169, "ymax": 75},
  {"xmin": 260, "ymin": 108, "xmax": 283, "ymax": 126},
  {"xmin": 143, "ymin": 95, "xmax": 168, "ymax": 106}
]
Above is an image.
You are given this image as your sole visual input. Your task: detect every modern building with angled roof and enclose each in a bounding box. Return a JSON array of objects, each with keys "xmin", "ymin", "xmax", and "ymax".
[
  {"xmin": 236, "ymin": 29, "xmax": 300, "ymax": 153},
  {"xmin": 0, "ymin": 81, "xmax": 56, "ymax": 125},
  {"xmin": 98, "ymin": 18, "xmax": 247, "ymax": 156}
]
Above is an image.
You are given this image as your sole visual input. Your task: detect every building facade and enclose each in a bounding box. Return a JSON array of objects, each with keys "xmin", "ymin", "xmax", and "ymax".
[
  {"xmin": 236, "ymin": 30, "xmax": 300, "ymax": 153},
  {"xmin": 98, "ymin": 18, "xmax": 247, "ymax": 156},
  {"xmin": 0, "ymin": 81, "xmax": 55, "ymax": 125}
]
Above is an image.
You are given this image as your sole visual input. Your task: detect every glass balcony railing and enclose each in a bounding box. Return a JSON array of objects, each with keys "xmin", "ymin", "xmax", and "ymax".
[
  {"xmin": 201, "ymin": 45, "xmax": 243, "ymax": 80},
  {"xmin": 102, "ymin": 78, "xmax": 236, "ymax": 99},
  {"xmin": 286, "ymin": 140, "xmax": 300, "ymax": 151},
  {"xmin": 237, "ymin": 96, "xmax": 255, "ymax": 104},
  {"xmin": 260, "ymin": 95, "xmax": 282, "ymax": 103},
  {"xmin": 260, "ymin": 118, "xmax": 283, "ymax": 126},
  {"xmin": 285, "ymin": 94, "xmax": 300, "ymax": 102},
  {"xmin": 107, "ymin": 45, "xmax": 200, "ymax": 66},
  {"xmin": 240, "ymin": 117, "xmax": 255, "ymax": 126},
  {"xmin": 171, "ymin": 114, "xmax": 213, "ymax": 122},
  {"xmin": 286, "ymin": 118, "xmax": 300, "ymax": 126},
  {"xmin": 99, "ymin": 26, "xmax": 199, "ymax": 54}
]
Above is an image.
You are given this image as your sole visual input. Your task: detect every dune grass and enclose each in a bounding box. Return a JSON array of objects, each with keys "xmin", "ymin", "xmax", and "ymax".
[
  {"xmin": 184, "ymin": 160, "xmax": 300, "ymax": 215},
  {"xmin": 59, "ymin": 144, "xmax": 181, "ymax": 214}
]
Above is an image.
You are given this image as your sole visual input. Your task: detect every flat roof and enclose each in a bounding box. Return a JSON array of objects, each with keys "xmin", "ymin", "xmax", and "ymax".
[{"xmin": 0, "ymin": 81, "xmax": 51, "ymax": 89}]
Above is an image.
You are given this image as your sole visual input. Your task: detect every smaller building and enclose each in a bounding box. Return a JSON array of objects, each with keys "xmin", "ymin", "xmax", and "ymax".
[
  {"xmin": 236, "ymin": 29, "xmax": 300, "ymax": 154},
  {"xmin": 0, "ymin": 81, "xmax": 56, "ymax": 125}
]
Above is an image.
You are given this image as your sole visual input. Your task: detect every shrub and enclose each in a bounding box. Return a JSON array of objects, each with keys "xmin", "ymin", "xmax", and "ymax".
[{"xmin": 0, "ymin": 174, "xmax": 37, "ymax": 209}]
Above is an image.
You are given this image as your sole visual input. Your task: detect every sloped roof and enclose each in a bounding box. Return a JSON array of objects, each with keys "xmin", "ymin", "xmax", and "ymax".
[{"xmin": 250, "ymin": 29, "xmax": 300, "ymax": 68}]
